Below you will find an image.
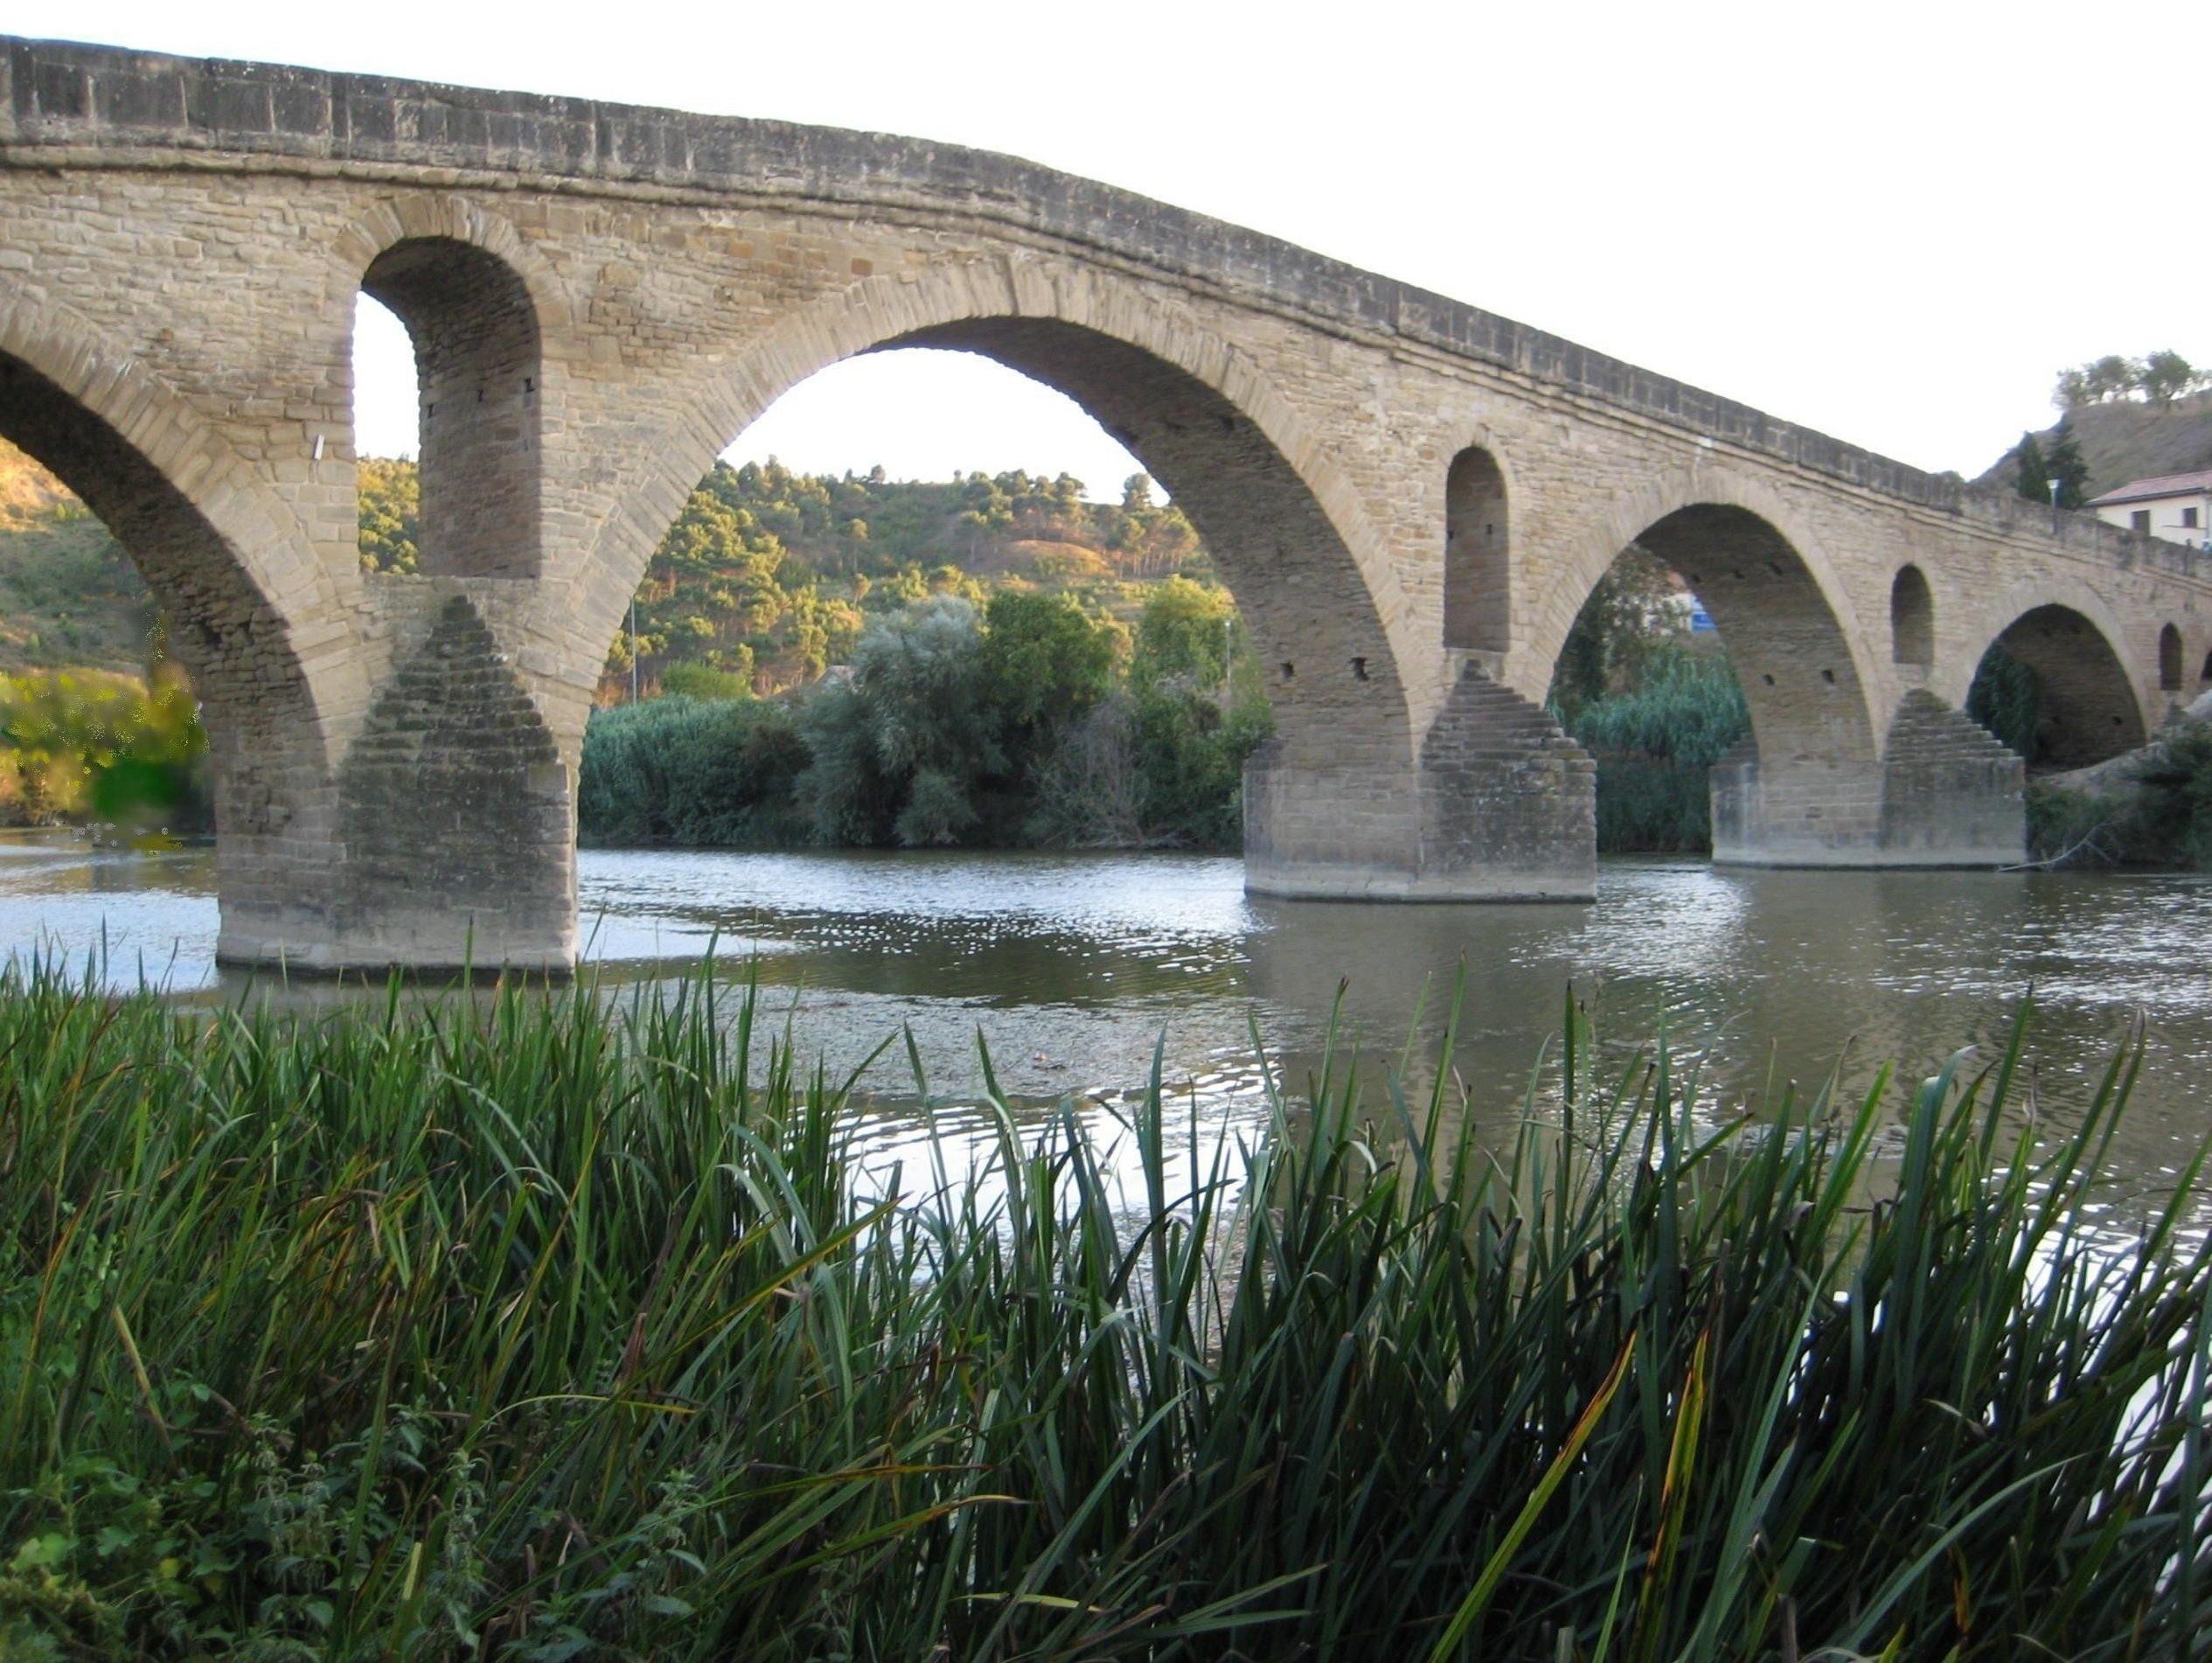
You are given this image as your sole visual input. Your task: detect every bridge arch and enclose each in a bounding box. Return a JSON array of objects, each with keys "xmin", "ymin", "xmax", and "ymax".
[
  {"xmin": 1527, "ymin": 473, "xmax": 1882, "ymax": 773},
  {"xmin": 1966, "ymin": 598, "xmax": 2145, "ymax": 768},
  {"xmin": 0, "ymin": 282, "xmax": 352, "ymax": 767},
  {"xmin": 335, "ymin": 198, "xmax": 562, "ymax": 581},
  {"xmin": 562, "ymin": 260, "xmax": 1419, "ymax": 771},
  {"xmin": 0, "ymin": 282, "xmax": 373, "ymax": 959}
]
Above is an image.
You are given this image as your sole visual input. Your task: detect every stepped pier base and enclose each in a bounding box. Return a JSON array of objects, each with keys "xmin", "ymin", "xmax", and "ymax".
[
  {"xmin": 1245, "ymin": 667, "xmax": 1596, "ymax": 901},
  {"xmin": 1712, "ymin": 692, "xmax": 2025, "ymax": 870}
]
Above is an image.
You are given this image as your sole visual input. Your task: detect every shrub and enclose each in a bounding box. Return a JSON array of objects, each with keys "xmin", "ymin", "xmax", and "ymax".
[
  {"xmin": 0, "ymin": 652, "xmax": 210, "ymax": 832},
  {"xmin": 660, "ymin": 660, "xmax": 755, "ymax": 701},
  {"xmin": 1566, "ymin": 648, "xmax": 1749, "ymax": 852},
  {"xmin": 796, "ymin": 599, "xmax": 1005, "ymax": 847},
  {"xmin": 577, "ymin": 696, "xmax": 805, "ymax": 846}
]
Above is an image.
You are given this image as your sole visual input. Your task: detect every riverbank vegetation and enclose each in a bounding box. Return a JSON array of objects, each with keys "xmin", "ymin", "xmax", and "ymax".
[
  {"xmin": 0, "ymin": 964, "xmax": 2207, "ymax": 1657},
  {"xmin": 579, "ymin": 581, "xmax": 1271, "ymax": 852},
  {"xmin": 1548, "ymin": 550, "xmax": 1750, "ymax": 853},
  {"xmin": 0, "ymin": 648, "xmax": 209, "ymax": 832},
  {"xmin": 2027, "ymin": 720, "xmax": 2212, "ymax": 870},
  {"xmin": 0, "ymin": 443, "xmax": 210, "ymax": 833},
  {"xmin": 1963, "ymin": 639, "xmax": 2212, "ymax": 870},
  {"xmin": 361, "ymin": 457, "xmax": 1214, "ymax": 700}
]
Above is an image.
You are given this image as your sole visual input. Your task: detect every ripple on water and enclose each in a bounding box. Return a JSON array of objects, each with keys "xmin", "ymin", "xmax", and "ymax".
[{"xmin": 0, "ymin": 832, "xmax": 2206, "ymax": 1216}]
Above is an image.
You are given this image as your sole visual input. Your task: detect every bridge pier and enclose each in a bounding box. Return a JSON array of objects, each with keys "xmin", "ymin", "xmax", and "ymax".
[
  {"xmin": 1711, "ymin": 693, "xmax": 2025, "ymax": 870},
  {"xmin": 1246, "ymin": 666, "xmax": 1596, "ymax": 901},
  {"xmin": 213, "ymin": 590, "xmax": 578, "ymax": 977}
]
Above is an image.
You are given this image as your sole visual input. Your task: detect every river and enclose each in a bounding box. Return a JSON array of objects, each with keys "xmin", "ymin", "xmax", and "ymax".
[{"xmin": 5, "ymin": 830, "xmax": 2209, "ymax": 1207}]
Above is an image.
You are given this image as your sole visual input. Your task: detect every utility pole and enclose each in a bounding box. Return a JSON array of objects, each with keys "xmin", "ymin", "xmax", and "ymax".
[{"xmin": 2049, "ymin": 476, "xmax": 2062, "ymax": 538}]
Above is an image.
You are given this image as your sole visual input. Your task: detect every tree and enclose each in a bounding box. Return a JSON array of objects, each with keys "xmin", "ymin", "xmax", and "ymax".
[
  {"xmin": 1548, "ymin": 546, "xmax": 1682, "ymax": 720},
  {"xmin": 979, "ymin": 591, "xmax": 1116, "ymax": 744},
  {"xmin": 2089, "ymin": 355, "xmax": 2139, "ymax": 402},
  {"xmin": 2014, "ymin": 432, "xmax": 2050, "ymax": 504},
  {"xmin": 357, "ymin": 457, "xmax": 421, "ymax": 573},
  {"xmin": 2054, "ymin": 366, "xmax": 2090, "ymax": 410},
  {"xmin": 796, "ymin": 598, "xmax": 1003, "ymax": 847},
  {"xmin": 2140, "ymin": 350, "xmax": 2198, "ymax": 408},
  {"xmin": 1132, "ymin": 576, "xmax": 1235, "ymax": 690},
  {"xmin": 2047, "ymin": 421, "xmax": 2091, "ymax": 510}
]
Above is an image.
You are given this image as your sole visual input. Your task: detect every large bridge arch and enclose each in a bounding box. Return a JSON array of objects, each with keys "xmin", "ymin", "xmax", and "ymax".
[
  {"xmin": 0, "ymin": 283, "xmax": 378, "ymax": 961},
  {"xmin": 0, "ymin": 282, "xmax": 357, "ymax": 763},
  {"xmin": 553, "ymin": 260, "xmax": 1420, "ymax": 775}
]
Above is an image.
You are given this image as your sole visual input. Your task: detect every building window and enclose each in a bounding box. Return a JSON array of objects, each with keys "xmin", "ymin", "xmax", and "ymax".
[
  {"xmin": 2185, "ymin": 507, "xmax": 2201, "ymax": 529},
  {"xmin": 2132, "ymin": 510, "xmax": 2152, "ymax": 533}
]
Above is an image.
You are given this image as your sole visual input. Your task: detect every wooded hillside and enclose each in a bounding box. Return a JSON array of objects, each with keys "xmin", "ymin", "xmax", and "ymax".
[{"xmin": 1976, "ymin": 389, "xmax": 2212, "ymax": 499}]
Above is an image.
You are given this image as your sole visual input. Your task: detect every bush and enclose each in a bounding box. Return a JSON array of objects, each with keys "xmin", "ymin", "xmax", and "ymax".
[
  {"xmin": 1128, "ymin": 685, "xmax": 1271, "ymax": 848},
  {"xmin": 0, "ymin": 653, "xmax": 211, "ymax": 832},
  {"xmin": 796, "ymin": 598, "xmax": 1005, "ymax": 847},
  {"xmin": 1566, "ymin": 648, "xmax": 1749, "ymax": 852},
  {"xmin": 2026, "ymin": 721, "xmax": 2212, "ymax": 869},
  {"xmin": 582, "ymin": 593, "xmax": 1267, "ymax": 854},
  {"xmin": 578, "ymin": 696, "xmax": 805, "ymax": 846},
  {"xmin": 659, "ymin": 661, "xmax": 755, "ymax": 701}
]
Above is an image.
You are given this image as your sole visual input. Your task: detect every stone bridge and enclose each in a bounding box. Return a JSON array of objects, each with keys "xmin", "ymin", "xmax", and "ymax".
[{"xmin": 3, "ymin": 36, "xmax": 2205, "ymax": 971}]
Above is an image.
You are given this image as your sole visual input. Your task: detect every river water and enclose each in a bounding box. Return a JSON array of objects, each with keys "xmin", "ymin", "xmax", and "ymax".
[{"xmin": 5, "ymin": 830, "xmax": 2209, "ymax": 1207}]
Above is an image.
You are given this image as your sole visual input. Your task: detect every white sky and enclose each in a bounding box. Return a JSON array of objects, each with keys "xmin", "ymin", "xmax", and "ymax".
[{"xmin": 20, "ymin": 0, "xmax": 2212, "ymax": 492}]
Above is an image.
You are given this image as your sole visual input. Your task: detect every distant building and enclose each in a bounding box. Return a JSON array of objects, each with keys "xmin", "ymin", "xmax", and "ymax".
[{"xmin": 2087, "ymin": 470, "xmax": 2212, "ymax": 549}]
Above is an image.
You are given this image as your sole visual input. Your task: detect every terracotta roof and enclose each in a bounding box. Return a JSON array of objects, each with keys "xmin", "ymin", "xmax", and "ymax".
[{"xmin": 2088, "ymin": 470, "xmax": 2212, "ymax": 507}]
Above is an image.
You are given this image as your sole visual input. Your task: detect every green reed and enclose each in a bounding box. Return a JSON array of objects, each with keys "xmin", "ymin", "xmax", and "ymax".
[{"xmin": 0, "ymin": 958, "xmax": 2207, "ymax": 1660}]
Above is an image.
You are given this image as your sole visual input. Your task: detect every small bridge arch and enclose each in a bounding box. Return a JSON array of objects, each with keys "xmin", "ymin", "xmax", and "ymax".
[{"xmin": 1967, "ymin": 599, "xmax": 2147, "ymax": 769}]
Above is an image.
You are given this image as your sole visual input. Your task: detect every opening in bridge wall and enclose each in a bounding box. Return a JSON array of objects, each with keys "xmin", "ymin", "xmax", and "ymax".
[
  {"xmin": 574, "ymin": 335, "xmax": 1396, "ymax": 858},
  {"xmin": 2160, "ymin": 624, "xmax": 2183, "ymax": 692},
  {"xmin": 0, "ymin": 365, "xmax": 234, "ymax": 838},
  {"xmin": 1889, "ymin": 565, "xmax": 1932, "ymax": 666},
  {"xmin": 1544, "ymin": 535, "xmax": 1746, "ymax": 856},
  {"xmin": 1967, "ymin": 605, "xmax": 2143, "ymax": 769},
  {"xmin": 358, "ymin": 237, "xmax": 540, "ymax": 580},
  {"xmin": 1442, "ymin": 446, "xmax": 1508, "ymax": 653}
]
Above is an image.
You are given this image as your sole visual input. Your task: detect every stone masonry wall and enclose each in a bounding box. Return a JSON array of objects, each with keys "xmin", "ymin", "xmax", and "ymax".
[{"xmin": 2, "ymin": 36, "xmax": 2209, "ymax": 964}]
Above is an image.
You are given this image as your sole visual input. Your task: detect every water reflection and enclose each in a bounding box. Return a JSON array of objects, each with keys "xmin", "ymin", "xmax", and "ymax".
[{"xmin": 2, "ymin": 831, "xmax": 2207, "ymax": 1205}]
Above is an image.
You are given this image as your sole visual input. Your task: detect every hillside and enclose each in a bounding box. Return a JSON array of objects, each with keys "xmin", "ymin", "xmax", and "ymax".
[
  {"xmin": 0, "ymin": 440, "xmax": 157, "ymax": 674},
  {"xmin": 358, "ymin": 457, "xmax": 1222, "ymax": 701},
  {"xmin": 2, "ymin": 441, "xmax": 1227, "ymax": 699},
  {"xmin": 1975, "ymin": 389, "xmax": 2212, "ymax": 499}
]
